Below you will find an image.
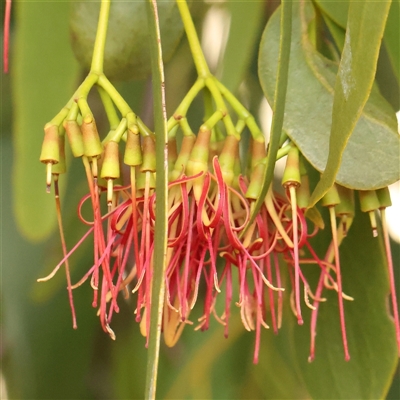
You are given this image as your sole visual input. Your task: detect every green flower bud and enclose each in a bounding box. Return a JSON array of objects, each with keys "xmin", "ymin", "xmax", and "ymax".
[
  {"xmin": 282, "ymin": 146, "xmax": 301, "ymax": 188},
  {"xmin": 81, "ymin": 116, "xmax": 103, "ymax": 157},
  {"xmin": 64, "ymin": 120, "xmax": 84, "ymax": 157}
]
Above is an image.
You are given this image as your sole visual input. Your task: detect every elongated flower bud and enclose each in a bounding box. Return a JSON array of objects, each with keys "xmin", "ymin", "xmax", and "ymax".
[
  {"xmin": 140, "ymin": 136, "xmax": 156, "ymax": 172},
  {"xmin": 322, "ymin": 184, "xmax": 340, "ymax": 208},
  {"xmin": 359, "ymin": 190, "xmax": 380, "ymax": 237},
  {"xmin": 64, "ymin": 120, "xmax": 84, "ymax": 157},
  {"xmin": 282, "ymin": 146, "xmax": 301, "ymax": 188},
  {"xmin": 52, "ymin": 133, "xmax": 66, "ymax": 175},
  {"xmin": 376, "ymin": 187, "xmax": 392, "ymax": 209},
  {"xmin": 124, "ymin": 129, "xmax": 142, "ymax": 167},
  {"xmin": 81, "ymin": 115, "xmax": 102, "ymax": 157},
  {"xmin": 40, "ymin": 124, "xmax": 60, "ymax": 191},
  {"xmin": 101, "ymin": 141, "xmax": 120, "ymax": 180},
  {"xmin": 40, "ymin": 124, "xmax": 60, "ymax": 165}
]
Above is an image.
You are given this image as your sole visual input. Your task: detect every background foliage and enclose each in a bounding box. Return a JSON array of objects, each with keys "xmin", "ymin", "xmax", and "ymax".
[{"xmin": 1, "ymin": 0, "xmax": 399, "ymax": 398}]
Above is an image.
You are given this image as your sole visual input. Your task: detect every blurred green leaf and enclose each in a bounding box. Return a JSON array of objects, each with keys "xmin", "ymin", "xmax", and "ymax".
[
  {"xmin": 2, "ymin": 132, "xmax": 99, "ymax": 399},
  {"xmin": 70, "ymin": 0, "xmax": 184, "ymax": 81},
  {"xmin": 291, "ymin": 206, "xmax": 399, "ymax": 399},
  {"xmin": 259, "ymin": 1, "xmax": 399, "ymax": 193},
  {"xmin": 384, "ymin": 0, "xmax": 400, "ymax": 83},
  {"xmin": 220, "ymin": 0, "xmax": 264, "ymax": 92},
  {"xmin": 320, "ymin": 12, "xmax": 345, "ymax": 51},
  {"xmin": 309, "ymin": 0, "xmax": 392, "ymax": 206},
  {"xmin": 12, "ymin": 0, "xmax": 79, "ymax": 242},
  {"xmin": 253, "ymin": 325, "xmax": 310, "ymax": 399},
  {"xmin": 314, "ymin": 0, "xmax": 348, "ymax": 28}
]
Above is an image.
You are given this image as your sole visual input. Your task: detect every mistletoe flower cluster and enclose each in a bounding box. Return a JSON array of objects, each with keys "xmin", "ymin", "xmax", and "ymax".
[
  {"xmin": 38, "ymin": 67, "xmax": 400, "ymax": 364},
  {"xmin": 36, "ymin": 0, "xmax": 400, "ymax": 365}
]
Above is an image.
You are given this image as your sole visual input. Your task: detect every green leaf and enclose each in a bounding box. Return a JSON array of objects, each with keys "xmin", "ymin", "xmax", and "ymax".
[
  {"xmin": 309, "ymin": 0, "xmax": 393, "ymax": 206},
  {"xmin": 251, "ymin": 0, "xmax": 292, "ymax": 224},
  {"xmin": 145, "ymin": 1, "xmax": 169, "ymax": 399},
  {"xmin": 321, "ymin": 12, "xmax": 345, "ymax": 52},
  {"xmin": 12, "ymin": 0, "xmax": 79, "ymax": 242},
  {"xmin": 259, "ymin": 1, "xmax": 399, "ymax": 194},
  {"xmin": 2, "ymin": 133, "xmax": 99, "ymax": 399},
  {"xmin": 159, "ymin": 313, "xmax": 307, "ymax": 400},
  {"xmin": 254, "ymin": 328, "xmax": 310, "ymax": 399},
  {"xmin": 220, "ymin": 0, "xmax": 265, "ymax": 93},
  {"xmin": 316, "ymin": 0, "xmax": 400, "ymax": 84},
  {"xmin": 314, "ymin": 0, "xmax": 348, "ymax": 28},
  {"xmin": 291, "ymin": 207, "xmax": 399, "ymax": 399},
  {"xmin": 384, "ymin": 0, "xmax": 400, "ymax": 83}
]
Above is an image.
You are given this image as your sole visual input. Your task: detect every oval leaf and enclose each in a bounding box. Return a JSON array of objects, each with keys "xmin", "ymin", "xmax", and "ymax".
[
  {"xmin": 309, "ymin": 0, "xmax": 393, "ymax": 206},
  {"xmin": 259, "ymin": 1, "xmax": 400, "ymax": 192}
]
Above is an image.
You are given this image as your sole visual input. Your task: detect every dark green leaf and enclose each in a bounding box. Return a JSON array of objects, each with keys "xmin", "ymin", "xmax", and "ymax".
[{"xmin": 291, "ymin": 207, "xmax": 399, "ymax": 399}]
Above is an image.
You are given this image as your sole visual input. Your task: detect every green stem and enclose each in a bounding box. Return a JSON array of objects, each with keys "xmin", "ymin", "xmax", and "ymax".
[
  {"xmin": 205, "ymin": 77, "xmax": 239, "ymax": 139},
  {"xmin": 103, "ymin": 118, "xmax": 127, "ymax": 143},
  {"xmin": 49, "ymin": 107, "xmax": 71, "ymax": 127},
  {"xmin": 167, "ymin": 78, "xmax": 205, "ymax": 131},
  {"xmin": 97, "ymin": 86, "xmax": 120, "ymax": 129},
  {"xmin": 145, "ymin": 0, "xmax": 168, "ymax": 398},
  {"xmin": 97, "ymin": 74, "xmax": 133, "ymax": 116},
  {"xmin": 215, "ymin": 80, "xmax": 264, "ymax": 142},
  {"xmin": 246, "ymin": 0, "xmax": 292, "ymax": 228},
  {"xmin": 176, "ymin": 0, "xmax": 210, "ymax": 78},
  {"xmin": 90, "ymin": 0, "xmax": 111, "ymax": 73}
]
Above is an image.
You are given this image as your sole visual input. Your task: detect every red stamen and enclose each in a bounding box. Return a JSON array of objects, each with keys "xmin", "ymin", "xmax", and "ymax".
[
  {"xmin": 328, "ymin": 206, "xmax": 350, "ymax": 361},
  {"xmin": 3, "ymin": 0, "xmax": 11, "ymax": 73},
  {"xmin": 381, "ymin": 208, "xmax": 400, "ymax": 354}
]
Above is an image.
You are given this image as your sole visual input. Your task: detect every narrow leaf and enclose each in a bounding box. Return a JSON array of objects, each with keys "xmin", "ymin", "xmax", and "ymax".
[
  {"xmin": 314, "ymin": 0, "xmax": 348, "ymax": 28},
  {"xmin": 144, "ymin": 1, "xmax": 168, "ymax": 399},
  {"xmin": 252, "ymin": 0, "xmax": 292, "ymax": 222},
  {"xmin": 309, "ymin": 1, "xmax": 392, "ymax": 207},
  {"xmin": 384, "ymin": 0, "xmax": 400, "ymax": 83}
]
